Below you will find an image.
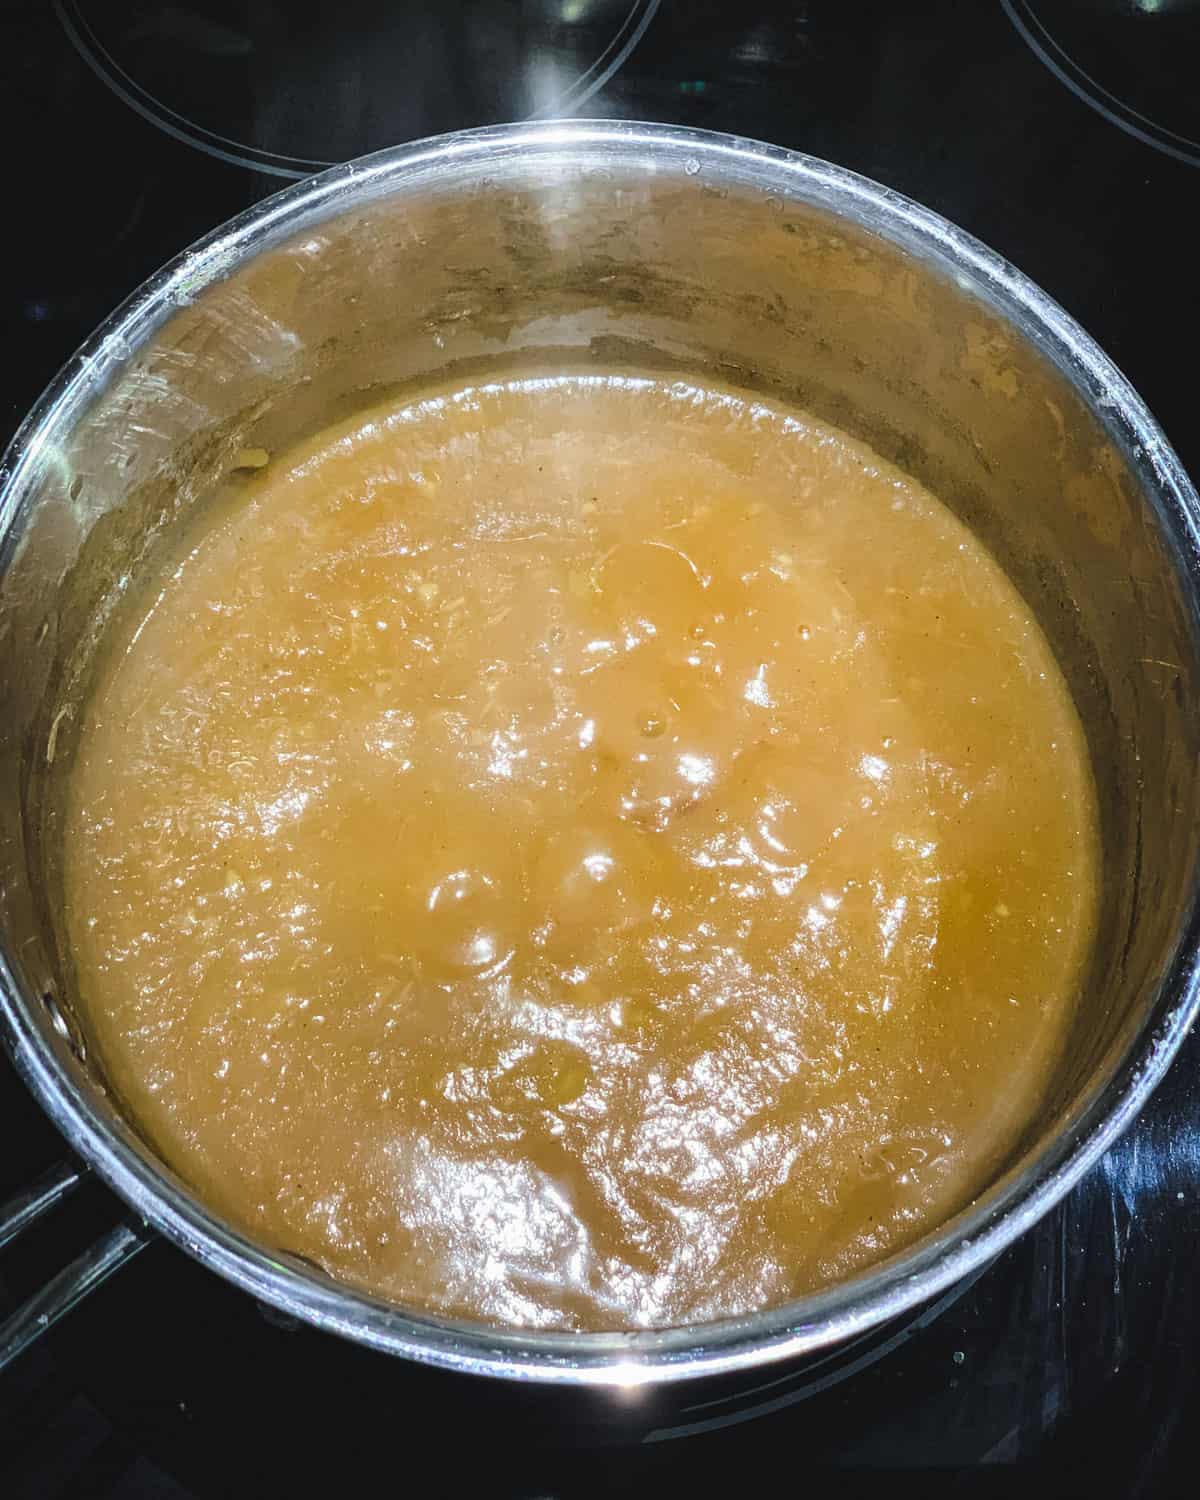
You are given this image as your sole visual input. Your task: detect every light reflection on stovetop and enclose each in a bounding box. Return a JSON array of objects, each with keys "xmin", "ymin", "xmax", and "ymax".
[
  {"xmin": 1003, "ymin": 0, "xmax": 1200, "ymax": 168},
  {"xmin": 56, "ymin": 0, "xmax": 665, "ymax": 177}
]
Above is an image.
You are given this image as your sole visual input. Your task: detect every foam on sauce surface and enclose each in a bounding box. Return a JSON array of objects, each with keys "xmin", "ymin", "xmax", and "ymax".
[{"xmin": 64, "ymin": 374, "xmax": 1097, "ymax": 1330}]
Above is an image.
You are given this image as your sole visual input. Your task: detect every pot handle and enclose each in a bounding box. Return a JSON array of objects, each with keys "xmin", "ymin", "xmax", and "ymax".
[{"xmin": 0, "ymin": 1161, "xmax": 151, "ymax": 1371}]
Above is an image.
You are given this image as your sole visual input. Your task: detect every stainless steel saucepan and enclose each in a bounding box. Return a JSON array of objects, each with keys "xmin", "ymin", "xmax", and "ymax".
[{"xmin": 2, "ymin": 122, "xmax": 1198, "ymax": 1385}]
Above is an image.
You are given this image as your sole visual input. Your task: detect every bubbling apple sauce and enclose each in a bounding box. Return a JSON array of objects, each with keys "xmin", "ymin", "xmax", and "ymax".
[{"xmin": 63, "ymin": 372, "xmax": 1097, "ymax": 1330}]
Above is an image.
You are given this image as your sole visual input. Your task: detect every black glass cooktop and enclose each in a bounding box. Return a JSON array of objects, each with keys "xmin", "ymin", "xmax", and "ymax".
[{"xmin": 3, "ymin": 3, "xmax": 1199, "ymax": 1496}]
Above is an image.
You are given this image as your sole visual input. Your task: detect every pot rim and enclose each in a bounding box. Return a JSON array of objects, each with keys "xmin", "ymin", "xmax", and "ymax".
[{"xmin": 2, "ymin": 119, "xmax": 1199, "ymax": 1387}]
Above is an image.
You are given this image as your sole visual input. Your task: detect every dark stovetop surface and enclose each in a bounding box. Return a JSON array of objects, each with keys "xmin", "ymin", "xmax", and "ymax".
[{"xmin": 2, "ymin": 3, "xmax": 1199, "ymax": 1496}]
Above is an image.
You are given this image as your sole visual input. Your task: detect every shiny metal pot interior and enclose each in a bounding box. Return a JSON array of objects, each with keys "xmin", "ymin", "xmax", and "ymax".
[{"xmin": 1, "ymin": 122, "xmax": 1198, "ymax": 1384}]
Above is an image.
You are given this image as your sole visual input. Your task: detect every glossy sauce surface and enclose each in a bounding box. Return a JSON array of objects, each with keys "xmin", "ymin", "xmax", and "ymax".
[{"xmin": 64, "ymin": 374, "xmax": 1097, "ymax": 1330}]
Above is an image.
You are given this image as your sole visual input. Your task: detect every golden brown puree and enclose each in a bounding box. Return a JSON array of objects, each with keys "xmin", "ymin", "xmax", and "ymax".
[{"xmin": 65, "ymin": 373, "xmax": 1097, "ymax": 1330}]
